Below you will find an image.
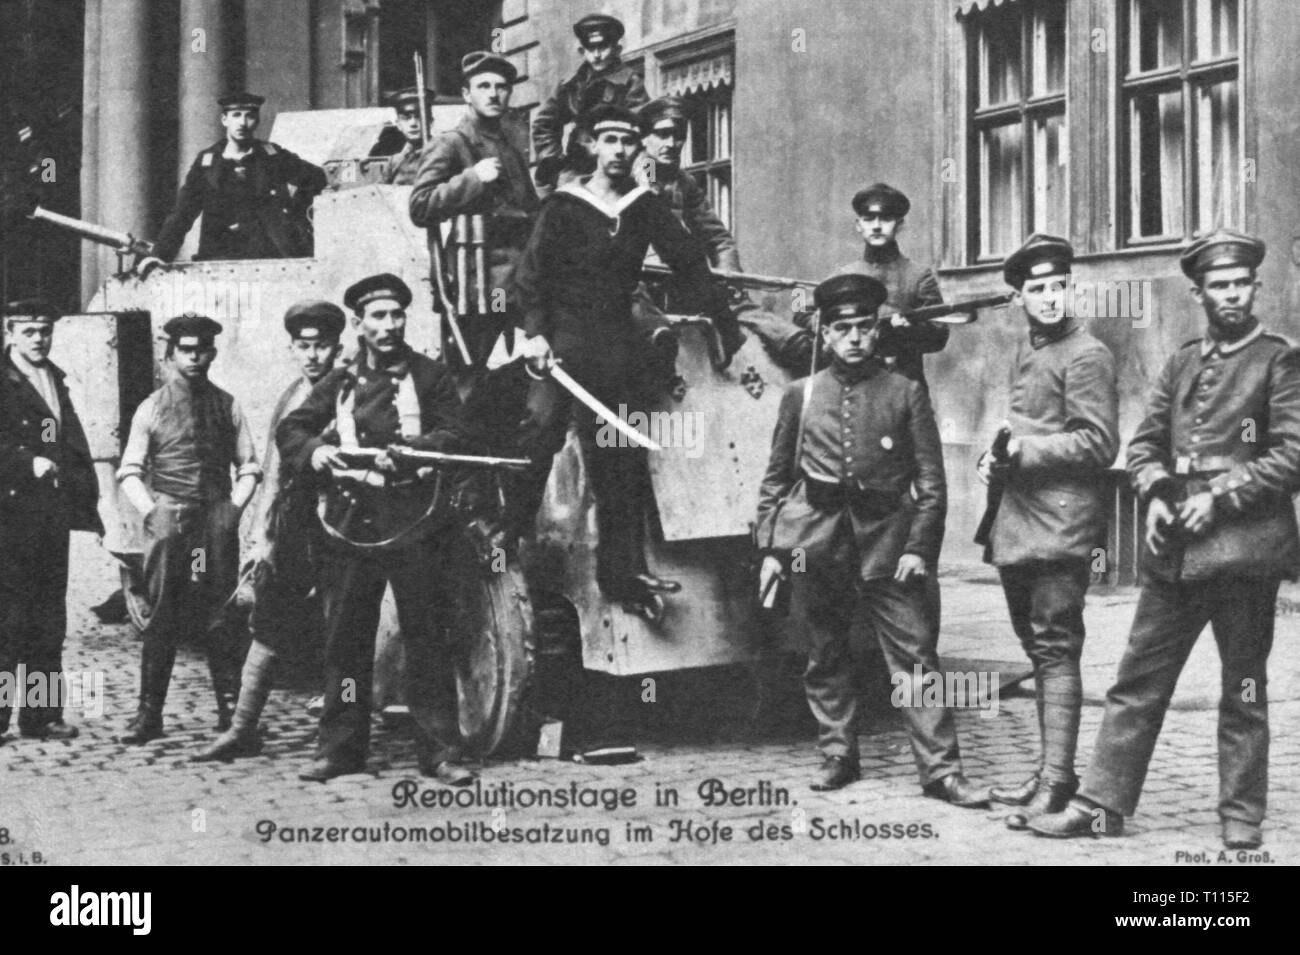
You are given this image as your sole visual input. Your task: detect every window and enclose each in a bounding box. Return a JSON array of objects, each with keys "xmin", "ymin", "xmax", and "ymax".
[
  {"xmin": 640, "ymin": 30, "xmax": 735, "ymax": 232},
  {"xmin": 681, "ymin": 84, "xmax": 733, "ymax": 231},
  {"xmin": 1121, "ymin": 0, "xmax": 1241, "ymax": 243},
  {"xmin": 966, "ymin": 0, "xmax": 1067, "ymax": 259}
]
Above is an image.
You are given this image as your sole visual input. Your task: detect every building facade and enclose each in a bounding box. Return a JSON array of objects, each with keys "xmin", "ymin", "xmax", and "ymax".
[{"xmin": 6, "ymin": 0, "xmax": 1299, "ymax": 567}]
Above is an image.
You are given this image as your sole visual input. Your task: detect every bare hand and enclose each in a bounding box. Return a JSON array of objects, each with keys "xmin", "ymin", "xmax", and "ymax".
[
  {"xmin": 1177, "ymin": 491, "xmax": 1215, "ymax": 536},
  {"xmin": 976, "ymin": 451, "xmax": 994, "ymax": 486},
  {"xmin": 373, "ymin": 450, "xmax": 398, "ymax": 473},
  {"xmin": 135, "ymin": 256, "xmax": 166, "ymax": 279},
  {"xmin": 520, "ymin": 334, "xmax": 553, "ymax": 372},
  {"xmin": 32, "ymin": 456, "xmax": 59, "ymax": 481},
  {"xmin": 889, "ymin": 313, "xmax": 909, "ymax": 328},
  {"xmin": 311, "ymin": 444, "xmax": 348, "ymax": 473},
  {"xmin": 894, "ymin": 553, "xmax": 927, "ymax": 583},
  {"xmin": 758, "ymin": 555, "xmax": 786, "ymax": 604},
  {"xmin": 1144, "ymin": 498, "xmax": 1177, "ymax": 555},
  {"xmin": 474, "ymin": 158, "xmax": 502, "ymax": 183}
]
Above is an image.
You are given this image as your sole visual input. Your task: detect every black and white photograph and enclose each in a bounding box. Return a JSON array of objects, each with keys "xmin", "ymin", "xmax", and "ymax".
[{"xmin": 0, "ymin": 0, "xmax": 1294, "ymax": 891}]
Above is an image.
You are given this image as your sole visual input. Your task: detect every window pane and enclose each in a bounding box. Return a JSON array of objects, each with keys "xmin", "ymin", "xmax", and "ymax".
[
  {"xmin": 1194, "ymin": 0, "xmax": 1238, "ymax": 60},
  {"xmin": 979, "ymin": 11, "xmax": 1022, "ymax": 106},
  {"xmin": 1033, "ymin": 112, "xmax": 1068, "ymax": 235},
  {"xmin": 1130, "ymin": 89, "xmax": 1186, "ymax": 238},
  {"xmin": 1131, "ymin": 0, "xmax": 1184, "ymax": 73},
  {"xmin": 1197, "ymin": 79, "xmax": 1240, "ymax": 230},
  {"xmin": 711, "ymin": 165, "xmax": 732, "ymax": 230},
  {"xmin": 1032, "ymin": 1, "xmax": 1067, "ymax": 96},
  {"xmin": 981, "ymin": 122, "xmax": 1024, "ymax": 257}
]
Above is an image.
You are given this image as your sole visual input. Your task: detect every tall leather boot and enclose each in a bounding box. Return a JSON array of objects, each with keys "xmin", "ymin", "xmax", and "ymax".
[
  {"xmin": 1040, "ymin": 672, "xmax": 1082, "ymax": 788},
  {"xmin": 208, "ymin": 626, "xmax": 244, "ymax": 732},
  {"xmin": 194, "ymin": 641, "xmax": 276, "ymax": 761},
  {"xmin": 120, "ymin": 639, "xmax": 175, "ymax": 745}
]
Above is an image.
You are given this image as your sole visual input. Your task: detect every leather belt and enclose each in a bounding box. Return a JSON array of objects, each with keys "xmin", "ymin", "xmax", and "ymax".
[
  {"xmin": 801, "ymin": 471, "xmax": 903, "ymax": 517},
  {"xmin": 1173, "ymin": 453, "xmax": 1238, "ymax": 476}
]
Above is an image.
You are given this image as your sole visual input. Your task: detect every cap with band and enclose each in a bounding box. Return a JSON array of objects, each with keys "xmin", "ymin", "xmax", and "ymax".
[
  {"xmin": 581, "ymin": 103, "xmax": 645, "ymax": 137},
  {"xmin": 4, "ymin": 298, "xmax": 62, "ymax": 324},
  {"xmin": 814, "ymin": 273, "xmax": 889, "ymax": 320},
  {"xmin": 1179, "ymin": 229, "xmax": 1266, "ymax": 280},
  {"xmin": 1003, "ymin": 233, "xmax": 1074, "ymax": 289},
  {"xmin": 218, "ymin": 91, "xmax": 264, "ymax": 111},
  {"xmin": 574, "ymin": 13, "xmax": 625, "ymax": 46},
  {"xmin": 343, "ymin": 273, "xmax": 413, "ymax": 314},
  {"xmin": 851, "ymin": 183, "xmax": 910, "ymax": 219},
  {"xmin": 284, "ymin": 300, "xmax": 346, "ymax": 339}
]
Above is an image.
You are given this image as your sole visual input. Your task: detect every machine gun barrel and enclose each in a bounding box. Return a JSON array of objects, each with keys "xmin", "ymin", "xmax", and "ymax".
[{"xmin": 28, "ymin": 206, "xmax": 154, "ymax": 256}]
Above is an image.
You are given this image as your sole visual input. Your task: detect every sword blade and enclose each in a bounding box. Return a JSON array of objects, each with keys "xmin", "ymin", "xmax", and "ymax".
[{"xmin": 549, "ymin": 364, "xmax": 663, "ymax": 451}]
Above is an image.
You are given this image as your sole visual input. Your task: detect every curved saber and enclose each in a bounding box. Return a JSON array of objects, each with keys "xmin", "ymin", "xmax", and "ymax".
[{"xmin": 549, "ymin": 363, "xmax": 663, "ymax": 452}]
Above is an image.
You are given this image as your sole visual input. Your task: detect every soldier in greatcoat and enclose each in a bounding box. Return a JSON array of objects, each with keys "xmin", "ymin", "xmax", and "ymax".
[{"xmin": 976, "ymin": 234, "xmax": 1119, "ymax": 828}]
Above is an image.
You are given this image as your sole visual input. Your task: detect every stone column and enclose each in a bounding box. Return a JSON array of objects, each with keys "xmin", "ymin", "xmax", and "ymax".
[
  {"xmin": 174, "ymin": 0, "xmax": 230, "ymax": 260},
  {"xmin": 95, "ymin": 0, "xmax": 152, "ymax": 286},
  {"xmin": 78, "ymin": 0, "xmax": 101, "ymax": 305}
]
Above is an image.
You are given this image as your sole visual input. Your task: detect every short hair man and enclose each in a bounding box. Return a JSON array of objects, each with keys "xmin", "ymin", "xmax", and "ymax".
[
  {"xmin": 976, "ymin": 234, "xmax": 1119, "ymax": 829},
  {"xmin": 116, "ymin": 314, "xmax": 263, "ymax": 743},
  {"xmin": 1031, "ymin": 230, "xmax": 1300, "ymax": 851},
  {"xmin": 277, "ymin": 273, "xmax": 472, "ymax": 785},
  {"xmin": 383, "ymin": 86, "xmax": 437, "ymax": 186},
  {"xmin": 196, "ymin": 301, "xmax": 344, "ymax": 761},
  {"xmin": 512, "ymin": 104, "xmax": 743, "ymax": 617},
  {"xmin": 0, "ymin": 300, "xmax": 103, "ymax": 742},
  {"xmin": 751, "ymin": 183, "xmax": 949, "ymax": 384},
  {"xmin": 140, "ymin": 92, "xmax": 327, "ymax": 273},
  {"xmin": 754, "ymin": 274, "xmax": 987, "ymax": 802},
  {"xmin": 531, "ymin": 14, "xmax": 648, "ymax": 190},
  {"xmin": 409, "ymin": 52, "xmax": 539, "ymax": 367}
]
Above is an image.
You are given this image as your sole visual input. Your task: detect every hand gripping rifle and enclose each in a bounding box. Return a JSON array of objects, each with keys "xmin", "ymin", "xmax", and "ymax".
[{"xmin": 974, "ymin": 425, "xmax": 1013, "ymax": 557}]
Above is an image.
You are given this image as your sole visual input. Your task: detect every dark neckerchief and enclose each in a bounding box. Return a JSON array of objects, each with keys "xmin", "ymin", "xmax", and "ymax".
[
  {"xmin": 863, "ymin": 240, "xmax": 901, "ymax": 265},
  {"xmin": 359, "ymin": 340, "xmax": 411, "ymax": 378}
]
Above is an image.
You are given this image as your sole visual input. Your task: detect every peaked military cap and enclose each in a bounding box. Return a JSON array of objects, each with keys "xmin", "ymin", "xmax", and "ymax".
[
  {"xmin": 574, "ymin": 13, "xmax": 625, "ymax": 46},
  {"xmin": 217, "ymin": 91, "xmax": 265, "ymax": 111},
  {"xmin": 283, "ymin": 300, "xmax": 346, "ymax": 339},
  {"xmin": 581, "ymin": 103, "xmax": 645, "ymax": 137},
  {"xmin": 163, "ymin": 313, "xmax": 223, "ymax": 342},
  {"xmin": 1004, "ymin": 233, "xmax": 1074, "ymax": 289},
  {"xmin": 814, "ymin": 273, "xmax": 889, "ymax": 320},
  {"xmin": 343, "ymin": 273, "xmax": 412, "ymax": 314},
  {"xmin": 460, "ymin": 51, "xmax": 518, "ymax": 85},
  {"xmin": 385, "ymin": 87, "xmax": 436, "ymax": 110},
  {"xmin": 1179, "ymin": 228, "xmax": 1266, "ymax": 280},
  {"xmin": 851, "ymin": 183, "xmax": 910, "ymax": 219},
  {"xmin": 640, "ymin": 96, "xmax": 689, "ymax": 132},
  {"xmin": 4, "ymin": 298, "xmax": 62, "ymax": 324}
]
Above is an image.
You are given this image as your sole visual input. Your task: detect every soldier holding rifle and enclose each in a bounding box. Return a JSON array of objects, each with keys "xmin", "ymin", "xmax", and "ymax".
[
  {"xmin": 975, "ymin": 234, "xmax": 1118, "ymax": 829},
  {"xmin": 1031, "ymin": 230, "xmax": 1300, "ymax": 850},
  {"xmin": 382, "ymin": 86, "xmax": 437, "ymax": 186},
  {"xmin": 276, "ymin": 273, "xmax": 473, "ymax": 785}
]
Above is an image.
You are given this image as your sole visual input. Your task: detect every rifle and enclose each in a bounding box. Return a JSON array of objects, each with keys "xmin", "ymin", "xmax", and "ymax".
[
  {"xmin": 974, "ymin": 425, "xmax": 1013, "ymax": 554},
  {"xmin": 641, "ymin": 261, "xmax": 817, "ymax": 291},
  {"xmin": 889, "ymin": 293, "xmax": 1012, "ymax": 326},
  {"xmin": 413, "ymin": 52, "xmax": 473, "ymax": 366}
]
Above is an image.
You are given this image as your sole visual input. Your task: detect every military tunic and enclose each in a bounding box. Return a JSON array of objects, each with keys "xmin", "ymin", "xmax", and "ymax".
[
  {"xmin": 0, "ymin": 350, "xmax": 102, "ymax": 734},
  {"xmin": 153, "ymin": 140, "xmax": 327, "ymax": 262},
  {"xmin": 1079, "ymin": 324, "xmax": 1300, "ymax": 825},
  {"xmin": 276, "ymin": 344, "xmax": 468, "ymax": 769},
  {"xmin": 754, "ymin": 359, "xmax": 965, "ymax": 779}
]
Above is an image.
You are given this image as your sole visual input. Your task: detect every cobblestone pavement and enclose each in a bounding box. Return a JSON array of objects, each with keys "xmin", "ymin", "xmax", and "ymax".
[{"xmin": 1, "ymin": 538, "xmax": 1297, "ymax": 866}]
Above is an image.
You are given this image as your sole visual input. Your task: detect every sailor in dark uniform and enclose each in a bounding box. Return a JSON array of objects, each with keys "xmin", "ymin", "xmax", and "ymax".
[{"xmin": 139, "ymin": 92, "xmax": 326, "ymax": 273}]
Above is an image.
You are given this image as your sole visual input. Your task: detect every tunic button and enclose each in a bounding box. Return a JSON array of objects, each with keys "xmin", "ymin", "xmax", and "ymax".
[{"xmin": 845, "ymin": 456, "xmax": 853, "ymax": 463}]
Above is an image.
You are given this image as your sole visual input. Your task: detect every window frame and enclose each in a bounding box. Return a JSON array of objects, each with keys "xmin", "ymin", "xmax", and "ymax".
[
  {"xmin": 1118, "ymin": 0, "xmax": 1244, "ymax": 246},
  {"xmin": 964, "ymin": 0, "xmax": 1069, "ymax": 262}
]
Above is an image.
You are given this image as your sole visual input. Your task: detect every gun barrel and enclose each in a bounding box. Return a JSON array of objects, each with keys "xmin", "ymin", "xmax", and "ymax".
[
  {"xmin": 29, "ymin": 206, "xmax": 153, "ymax": 254},
  {"xmin": 900, "ymin": 294, "xmax": 1012, "ymax": 324},
  {"xmin": 641, "ymin": 261, "xmax": 816, "ymax": 291},
  {"xmin": 413, "ymin": 53, "xmax": 430, "ymax": 147},
  {"xmin": 340, "ymin": 446, "xmax": 534, "ymax": 470}
]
